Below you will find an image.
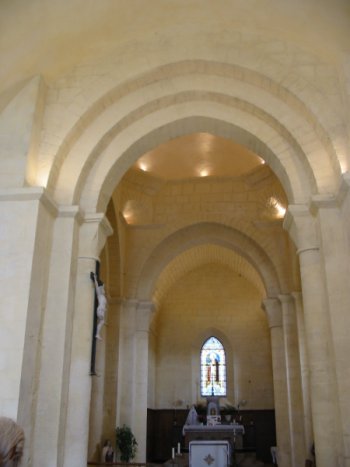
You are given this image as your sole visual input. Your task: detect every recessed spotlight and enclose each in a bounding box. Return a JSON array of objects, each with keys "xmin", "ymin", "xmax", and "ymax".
[
  {"xmin": 199, "ymin": 169, "xmax": 209, "ymax": 177},
  {"xmin": 139, "ymin": 161, "xmax": 148, "ymax": 171},
  {"xmin": 268, "ymin": 197, "xmax": 286, "ymax": 218}
]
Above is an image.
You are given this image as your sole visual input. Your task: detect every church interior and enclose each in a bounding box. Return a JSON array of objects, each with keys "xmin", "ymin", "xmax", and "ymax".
[{"xmin": 1, "ymin": 1, "xmax": 350, "ymax": 467}]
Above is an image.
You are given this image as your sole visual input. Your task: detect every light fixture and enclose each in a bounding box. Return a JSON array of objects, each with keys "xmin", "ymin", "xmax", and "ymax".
[
  {"xmin": 268, "ymin": 197, "xmax": 286, "ymax": 218},
  {"xmin": 139, "ymin": 161, "xmax": 148, "ymax": 172},
  {"xmin": 199, "ymin": 168, "xmax": 210, "ymax": 177}
]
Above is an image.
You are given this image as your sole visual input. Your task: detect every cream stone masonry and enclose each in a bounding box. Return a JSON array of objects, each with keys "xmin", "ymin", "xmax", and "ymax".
[
  {"xmin": 0, "ymin": 76, "xmax": 46, "ymax": 188},
  {"xmin": 1, "ymin": 2, "xmax": 350, "ymax": 467},
  {"xmin": 263, "ymin": 298, "xmax": 291, "ymax": 467},
  {"xmin": 133, "ymin": 301, "xmax": 155, "ymax": 462},
  {"xmin": 284, "ymin": 205, "xmax": 341, "ymax": 467},
  {"xmin": 31, "ymin": 205, "xmax": 82, "ymax": 467},
  {"xmin": 278, "ymin": 294, "xmax": 305, "ymax": 467},
  {"xmin": 310, "ymin": 196, "xmax": 350, "ymax": 465},
  {"xmin": 115, "ymin": 299, "xmax": 155, "ymax": 462},
  {"xmin": 61, "ymin": 214, "xmax": 112, "ymax": 467},
  {"xmin": 292, "ymin": 292, "xmax": 313, "ymax": 459},
  {"xmin": 0, "ymin": 188, "xmax": 56, "ymax": 420}
]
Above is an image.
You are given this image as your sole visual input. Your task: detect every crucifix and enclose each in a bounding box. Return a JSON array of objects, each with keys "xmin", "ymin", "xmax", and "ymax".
[{"xmin": 90, "ymin": 262, "xmax": 107, "ymax": 375}]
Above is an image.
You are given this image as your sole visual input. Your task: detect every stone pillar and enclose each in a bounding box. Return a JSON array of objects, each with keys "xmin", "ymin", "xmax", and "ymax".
[
  {"xmin": 339, "ymin": 174, "xmax": 350, "ymax": 466},
  {"xmin": 62, "ymin": 213, "xmax": 113, "ymax": 467},
  {"xmin": 278, "ymin": 294, "xmax": 305, "ymax": 467},
  {"xmin": 284, "ymin": 205, "xmax": 341, "ymax": 467},
  {"xmin": 133, "ymin": 300, "xmax": 155, "ymax": 462},
  {"xmin": 0, "ymin": 188, "xmax": 53, "ymax": 414},
  {"xmin": 31, "ymin": 204, "xmax": 82, "ymax": 467},
  {"xmin": 116, "ymin": 299, "xmax": 155, "ymax": 463},
  {"xmin": 88, "ymin": 311, "xmax": 107, "ymax": 461},
  {"xmin": 263, "ymin": 298, "xmax": 291, "ymax": 467},
  {"xmin": 116, "ymin": 299, "xmax": 138, "ymax": 429},
  {"xmin": 103, "ymin": 298, "xmax": 121, "ymax": 440},
  {"xmin": 88, "ymin": 296, "xmax": 121, "ymax": 462},
  {"xmin": 311, "ymin": 193, "xmax": 350, "ymax": 466},
  {"xmin": 292, "ymin": 292, "xmax": 313, "ymax": 459},
  {"xmin": 0, "ymin": 188, "xmax": 57, "ymax": 466}
]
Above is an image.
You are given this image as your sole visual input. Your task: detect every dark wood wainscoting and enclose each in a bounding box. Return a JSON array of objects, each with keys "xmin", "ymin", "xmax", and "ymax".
[{"xmin": 147, "ymin": 409, "xmax": 276, "ymax": 464}]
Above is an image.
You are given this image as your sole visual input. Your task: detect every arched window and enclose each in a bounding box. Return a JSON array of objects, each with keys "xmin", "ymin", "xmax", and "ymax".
[{"xmin": 200, "ymin": 336, "xmax": 227, "ymax": 397}]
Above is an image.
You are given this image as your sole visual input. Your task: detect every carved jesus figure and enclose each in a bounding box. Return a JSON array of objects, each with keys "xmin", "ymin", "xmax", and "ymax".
[{"xmin": 91, "ymin": 272, "xmax": 107, "ymax": 340}]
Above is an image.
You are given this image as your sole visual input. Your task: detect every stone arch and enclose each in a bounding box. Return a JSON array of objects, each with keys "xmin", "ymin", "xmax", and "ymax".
[
  {"xmin": 79, "ymin": 112, "xmax": 309, "ymax": 212},
  {"xmin": 42, "ymin": 60, "xmax": 344, "ymax": 211},
  {"xmin": 152, "ymin": 245, "xmax": 266, "ymax": 307},
  {"xmin": 135, "ymin": 222, "xmax": 281, "ymax": 300}
]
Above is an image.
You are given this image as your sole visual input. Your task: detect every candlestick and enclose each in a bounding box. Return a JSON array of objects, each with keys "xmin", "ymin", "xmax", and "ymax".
[
  {"xmin": 172, "ymin": 447, "xmax": 175, "ymax": 459},
  {"xmin": 177, "ymin": 442, "xmax": 181, "ymax": 454}
]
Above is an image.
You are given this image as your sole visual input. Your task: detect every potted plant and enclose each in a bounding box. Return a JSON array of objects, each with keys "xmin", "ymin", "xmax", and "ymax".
[{"xmin": 115, "ymin": 424, "xmax": 137, "ymax": 463}]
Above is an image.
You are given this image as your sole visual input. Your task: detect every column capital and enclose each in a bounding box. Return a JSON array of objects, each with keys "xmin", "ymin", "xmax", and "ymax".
[
  {"xmin": 136, "ymin": 300, "xmax": 156, "ymax": 332},
  {"xmin": 309, "ymin": 194, "xmax": 338, "ymax": 215},
  {"xmin": 291, "ymin": 291, "xmax": 303, "ymax": 307},
  {"xmin": 262, "ymin": 298, "xmax": 282, "ymax": 328},
  {"xmin": 0, "ymin": 186, "xmax": 59, "ymax": 217},
  {"xmin": 336, "ymin": 171, "xmax": 350, "ymax": 206},
  {"xmin": 58, "ymin": 205, "xmax": 83, "ymax": 223},
  {"xmin": 284, "ymin": 204, "xmax": 319, "ymax": 253},
  {"xmin": 78, "ymin": 212, "xmax": 113, "ymax": 258},
  {"xmin": 278, "ymin": 293, "xmax": 294, "ymax": 305}
]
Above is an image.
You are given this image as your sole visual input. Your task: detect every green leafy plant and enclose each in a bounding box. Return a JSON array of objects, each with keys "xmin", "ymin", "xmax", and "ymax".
[{"xmin": 115, "ymin": 424, "xmax": 137, "ymax": 463}]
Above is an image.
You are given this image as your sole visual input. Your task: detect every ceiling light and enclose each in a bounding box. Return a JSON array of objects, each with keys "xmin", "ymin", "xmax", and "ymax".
[{"xmin": 268, "ymin": 197, "xmax": 286, "ymax": 218}]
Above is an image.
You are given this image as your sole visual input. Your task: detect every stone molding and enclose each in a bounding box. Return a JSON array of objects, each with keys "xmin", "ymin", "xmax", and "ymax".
[
  {"xmin": 83, "ymin": 212, "xmax": 113, "ymax": 237},
  {"xmin": 0, "ymin": 186, "xmax": 58, "ymax": 216},
  {"xmin": 58, "ymin": 205, "xmax": 83, "ymax": 223},
  {"xmin": 262, "ymin": 297, "xmax": 282, "ymax": 328}
]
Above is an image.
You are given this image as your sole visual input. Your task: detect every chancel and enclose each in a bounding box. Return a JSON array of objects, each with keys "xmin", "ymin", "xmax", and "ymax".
[
  {"xmin": 1, "ymin": 2, "xmax": 350, "ymax": 467},
  {"xmin": 183, "ymin": 397, "xmax": 245, "ymax": 459}
]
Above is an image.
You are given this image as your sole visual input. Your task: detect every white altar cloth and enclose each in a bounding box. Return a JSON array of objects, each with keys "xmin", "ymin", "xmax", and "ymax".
[{"xmin": 189, "ymin": 440, "xmax": 230, "ymax": 467}]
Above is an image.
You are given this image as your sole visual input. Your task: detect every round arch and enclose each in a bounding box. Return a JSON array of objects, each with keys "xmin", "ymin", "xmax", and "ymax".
[
  {"xmin": 152, "ymin": 244, "xmax": 266, "ymax": 306},
  {"xmin": 135, "ymin": 222, "xmax": 281, "ymax": 300},
  {"xmin": 43, "ymin": 60, "xmax": 344, "ymax": 211}
]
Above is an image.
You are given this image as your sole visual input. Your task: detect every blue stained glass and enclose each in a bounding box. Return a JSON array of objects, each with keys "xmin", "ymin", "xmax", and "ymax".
[{"xmin": 200, "ymin": 336, "xmax": 227, "ymax": 397}]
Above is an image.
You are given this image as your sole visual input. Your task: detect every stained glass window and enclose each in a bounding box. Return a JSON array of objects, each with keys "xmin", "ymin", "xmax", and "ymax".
[{"xmin": 200, "ymin": 336, "xmax": 227, "ymax": 397}]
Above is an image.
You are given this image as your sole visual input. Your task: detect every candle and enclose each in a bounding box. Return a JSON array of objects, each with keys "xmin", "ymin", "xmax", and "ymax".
[
  {"xmin": 177, "ymin": 442, "xmax": 181, "ymax": 454},
  {"xmin": 172, "ymin": 447, "xmax": 175, "ymax": 459}
]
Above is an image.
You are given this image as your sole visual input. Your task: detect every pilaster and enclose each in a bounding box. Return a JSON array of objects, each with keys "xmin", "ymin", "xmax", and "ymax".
[
  {"xmin": 262, "ymin": 298, "xmax": 291, "ymax": 467},
  {"xmin": 62, "ymin": 212, "xmax": 113, "ymax": 467},
  {"xmin": 284, "ymin": 204, "xmax": 341, "ymax": 467},
  {"xmin": 310, "ymin": 194, "xmax": 350, "ymax": 465},
  {"xmin": 0, "ymin": 187, "xmax": 57, "ymax": 466},
  {"xmin": 134, "ymin": 301, "xmax": 155, "ymax": 462},
  {"xmin": 116, "ymin": 298, "xmax": 155, "ymax": 463},
  {"xmin": 278, "ymin": 294, "xmax": 305, "ymax": 467},
  {"xmin": 32, "ymin": 203, "xmax": 82, "ymax": 467},
  {"xmin": 291, "ymin": 292, "xmax": 313, "ymax": 459}
]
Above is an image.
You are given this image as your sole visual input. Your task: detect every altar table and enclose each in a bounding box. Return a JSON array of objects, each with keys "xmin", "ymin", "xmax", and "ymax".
[
  {"xmin": 183, "ymin": 424, "xmax": 245, "ymax": 450},
  {"xmin": 189, "ymin": 440, "xmax": 230, "ymax": 467}
]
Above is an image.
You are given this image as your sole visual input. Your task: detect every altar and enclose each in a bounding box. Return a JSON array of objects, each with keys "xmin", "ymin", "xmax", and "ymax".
[{"xmin": 183, "ymin": 424, "xmax": 245, "ymax": 451}]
